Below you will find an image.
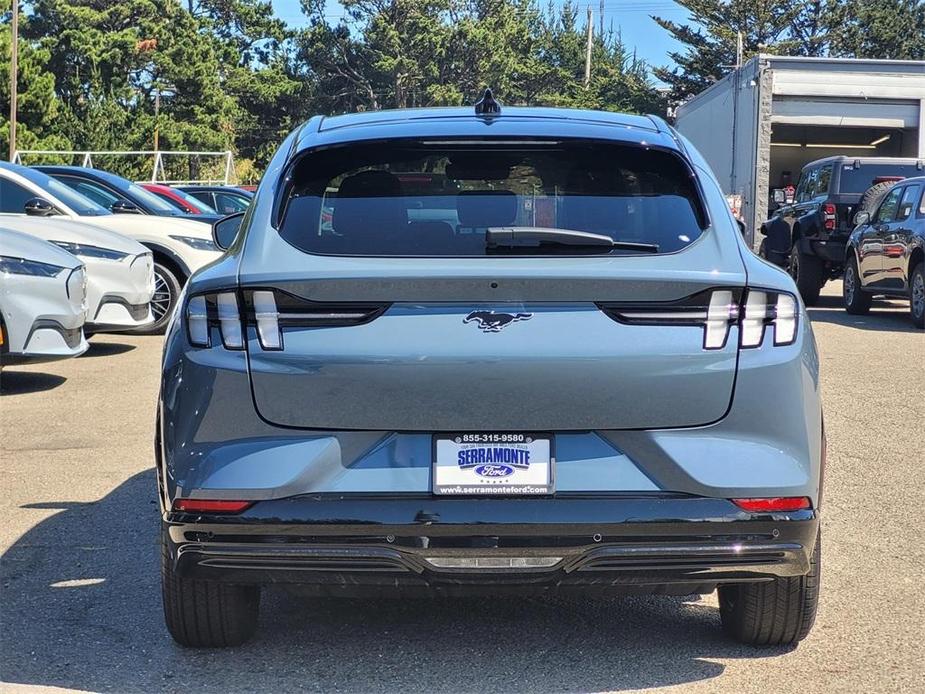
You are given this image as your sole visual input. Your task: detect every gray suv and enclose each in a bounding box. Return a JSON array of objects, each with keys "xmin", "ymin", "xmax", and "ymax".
[{"xmin": 157, "ymin": 101, "xmax": 824, "ymax": 648}]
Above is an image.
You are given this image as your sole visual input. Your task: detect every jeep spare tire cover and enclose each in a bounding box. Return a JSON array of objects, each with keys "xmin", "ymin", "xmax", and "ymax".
[{"xmin": 859, "ymin": 180, "xmax": 898, "ymax": 213}]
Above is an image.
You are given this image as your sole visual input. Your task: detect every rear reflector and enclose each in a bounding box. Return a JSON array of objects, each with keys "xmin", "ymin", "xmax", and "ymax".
[
  {"xmin": 173, "ymin": 499, "xmax": 252, "ymax": 514},
  {"xmin": 732, "ymin": 497, "xmax": 811, "ymax": 513}
]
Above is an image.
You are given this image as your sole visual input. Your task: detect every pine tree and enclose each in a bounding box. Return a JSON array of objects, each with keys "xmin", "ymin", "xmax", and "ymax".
[
  {"xmin": 825, "ymin": 0, "xmax": 925, "ymax": 60},
  {"xmin": 652, "ymin": 0, "xmax": 807, "ymax": 103}
]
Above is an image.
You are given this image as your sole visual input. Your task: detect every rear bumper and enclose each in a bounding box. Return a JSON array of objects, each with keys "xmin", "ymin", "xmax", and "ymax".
[
  {"xmin": 164, "ymin": 496, "xmax": 819, "ymax": 595},
  {"xmin": 801, "ymin": 236, "xmax": 847, "ymax": 264}
]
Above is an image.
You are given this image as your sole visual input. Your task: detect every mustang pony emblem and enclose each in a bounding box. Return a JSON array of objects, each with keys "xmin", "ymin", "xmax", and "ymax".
[{"xmin": 463, "ymin": 310, "xmax": 533, "ymax": 333}]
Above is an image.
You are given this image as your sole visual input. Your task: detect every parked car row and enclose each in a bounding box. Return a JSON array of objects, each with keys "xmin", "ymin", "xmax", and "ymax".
[
  {"xmin": 0, "ymin": 162, "xmax": 253, "ymax": 354},
  {"xmin": 1, "ymin": 163, "xmax": 255, "ymax": 365},
  {"xmin": 759, "ymin": 156, "xmax": 925, "ymax": 328}
]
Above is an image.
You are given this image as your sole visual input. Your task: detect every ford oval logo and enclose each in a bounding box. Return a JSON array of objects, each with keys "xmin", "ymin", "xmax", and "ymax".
[{"xmin": 474, "ymin": 464, "xmax": 515, "ymax": 478}]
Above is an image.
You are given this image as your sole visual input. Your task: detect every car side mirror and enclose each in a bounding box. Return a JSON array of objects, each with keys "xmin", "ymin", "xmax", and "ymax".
[
  {"xmin": 23, "ymin": 197, "xmax": 58, "ymax": 217},
  {"xmin": 853, "ymin": 210, "xmax": 870, "ymax": 226},
  {"xmin": 212, "ymin": 212, "xmax": 245, "ymax": 250},
  {"xmin": 772, "ymin": 189, "xmax": 786, "ymax": 204},
  {"xmin": 111, "ymin": 200, "xmax": 140, "ymax": 214}
]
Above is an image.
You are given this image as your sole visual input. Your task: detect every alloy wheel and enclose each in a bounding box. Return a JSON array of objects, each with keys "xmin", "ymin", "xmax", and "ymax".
[
  {"xmin": 844, "ymin": 264, "xmax": 856, "ymax": 306},
  {"xmin": 151, "ymin": 271, "xmax": 172, "ymax": 322},
  {"xmin": 913, "ymin": 271, "xmax": 925, "ymax": 320}
]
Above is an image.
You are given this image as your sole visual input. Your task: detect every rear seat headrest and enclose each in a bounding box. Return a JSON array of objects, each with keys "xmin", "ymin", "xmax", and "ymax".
[{"xmin": 333, "ymin": 170, "xmax": 407, "ymax": 236}]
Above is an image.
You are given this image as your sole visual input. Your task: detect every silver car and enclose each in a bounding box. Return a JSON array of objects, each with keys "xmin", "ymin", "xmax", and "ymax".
[
  {"xmin": 157, "ymin": 103, "xmax": 824, "ymax": 648},
  {"xmin": 1, "ymin": 228, "xmax": 88, "ymax": 364}
]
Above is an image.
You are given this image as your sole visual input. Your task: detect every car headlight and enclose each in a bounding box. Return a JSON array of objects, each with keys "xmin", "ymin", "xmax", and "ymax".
[
  {"xmin": 0, "ymin": 255, "xmax": 67, "ymax": 278},
  {"xmin": 168, "ymin": 235, "xmax": 217, "ymax": 251},
  {"xmin": 50, "ymin": 241, "xmax": 130, "ymax": 261}
]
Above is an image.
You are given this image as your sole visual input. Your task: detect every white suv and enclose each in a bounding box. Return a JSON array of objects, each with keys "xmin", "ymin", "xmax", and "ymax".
[{"xmin": 0, "ymin": 162, "xmax": 222, "ymax": 332}]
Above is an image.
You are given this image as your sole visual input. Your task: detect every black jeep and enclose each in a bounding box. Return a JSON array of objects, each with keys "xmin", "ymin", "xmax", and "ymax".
[{"xmin": 760, "ymin": 156, "xmax": 924, "ymax": 304}]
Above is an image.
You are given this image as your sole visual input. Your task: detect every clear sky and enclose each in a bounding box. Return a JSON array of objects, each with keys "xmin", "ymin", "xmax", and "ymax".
[{"xmin": 271, "ymin": 0, "xmax": 691, "ymax": 73}]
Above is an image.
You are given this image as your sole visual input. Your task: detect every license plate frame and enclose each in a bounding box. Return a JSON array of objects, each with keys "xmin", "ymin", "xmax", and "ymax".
[{"xmin": 432, "ymin": 433, "xmax": 555, "ymax": 496}]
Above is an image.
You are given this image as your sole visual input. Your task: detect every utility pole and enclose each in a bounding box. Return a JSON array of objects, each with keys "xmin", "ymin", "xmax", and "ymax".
[
  {"xmin": 736, "ymin": 31, "xmax": 744, "ymax": 68},
  {"xmin": 9, "ymin": 0, "xmax": 19, "ymax": 161},
  {"xmin": 584, "ymin": 5, "xmax": 593, "ymax": 87},
  {"xmin": 154, "ymin": 89, "xmax": 160, "ymax": 151}
]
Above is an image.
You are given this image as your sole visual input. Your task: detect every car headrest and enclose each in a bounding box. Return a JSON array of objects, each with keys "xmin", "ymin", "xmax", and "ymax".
[
  {"xmin": 456, "ymin": 190, "xmax": 517, "ymax": 227},
  {"xmin": 332, "ymin": 170, "xmax": 407, "ymax": 237}
]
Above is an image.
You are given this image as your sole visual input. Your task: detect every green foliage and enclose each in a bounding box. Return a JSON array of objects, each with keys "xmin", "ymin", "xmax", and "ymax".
[
  {"xmin": 826, "ymin": 0, "xmax": 925, "ymax": 60},
  {"xmin": 5, "ymin": 0, "xmax": 920, "ymax": 176},
  {"xmin": 294, "ymin": 0, "xmax": 664, "ymax": 114},
  {"xmin": 0, "ymin": 3, "xmax": 70, "ymax": 154},
  {"xmin": 653, "ymin": 0, "xmax": 805, "ymax": 101}
]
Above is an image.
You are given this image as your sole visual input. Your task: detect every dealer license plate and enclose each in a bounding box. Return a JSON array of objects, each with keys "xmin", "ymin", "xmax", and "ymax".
[{"xmin": 432, "ymin": 433, "xmax": 554, "ymax": 495}]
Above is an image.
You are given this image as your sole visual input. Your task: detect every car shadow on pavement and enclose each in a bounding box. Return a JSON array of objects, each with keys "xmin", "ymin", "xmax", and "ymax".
[
  {"xmin": 80, "ymin": 340, "xmax": 138, "ymax": 357},
  {"xmin": 0, "ymin": 371, "xmax": 67, "ymax": 395},
  {"xmin": 808, "ymin": 295, "xmax": 917, "ymax": 333},
  {"xmin": 1, "ymin": 471, "xmax": 792, "ymax": 694}
]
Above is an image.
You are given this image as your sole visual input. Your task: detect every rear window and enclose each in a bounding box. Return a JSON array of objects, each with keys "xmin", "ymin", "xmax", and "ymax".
[
  {"xmin": 277, "ymin": 140, "xmax": 707, "ymax": 256},
  {"xmin": 838, "ymin": 163, "xmax": 924, "ymax": 194}
]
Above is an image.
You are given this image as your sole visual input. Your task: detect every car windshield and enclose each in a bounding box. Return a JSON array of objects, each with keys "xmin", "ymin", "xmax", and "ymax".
[
  {"xmin": 128, "ymin": 182, "xmax": 189, "ymax": 214},
  {"xmin": 159, "ymin": 187, "xmax": 217, "ymax": 213},
  {"xmin": 14, "ymin": 166, "xmax": 111, "ymax": 216},
  {"xmin": 278, "ymin": 140, "xmax": 707, "ymax": 256},
  {"xmin": 838, "ymin": 163, "xmax": 925, "ymax": 194},
  {"xmin": 176, "ymin": 188, "xmax": 216, "ymax": 213}
]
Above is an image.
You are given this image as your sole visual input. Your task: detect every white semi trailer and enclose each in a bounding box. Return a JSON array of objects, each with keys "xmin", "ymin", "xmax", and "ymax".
[{"xmin": 674, "ymin": 55, "xmax": 925, "ymax": 248}]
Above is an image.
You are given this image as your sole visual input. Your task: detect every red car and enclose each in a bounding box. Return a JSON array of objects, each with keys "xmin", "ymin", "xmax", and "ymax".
[{"xmin": 139, "ymin": 183, "xmax": 216, "ymax": 215}]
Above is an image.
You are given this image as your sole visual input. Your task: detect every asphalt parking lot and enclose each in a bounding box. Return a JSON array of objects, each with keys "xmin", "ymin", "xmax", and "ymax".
[{"xmin": 1, "ymin": 282, "xmax": 923, "ymax": 694}]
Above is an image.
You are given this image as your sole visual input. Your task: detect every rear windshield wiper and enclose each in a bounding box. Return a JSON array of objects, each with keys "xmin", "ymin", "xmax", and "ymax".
[{"xmin": 486, "ymin": 227, "xmax": 659, "ymax": 253}]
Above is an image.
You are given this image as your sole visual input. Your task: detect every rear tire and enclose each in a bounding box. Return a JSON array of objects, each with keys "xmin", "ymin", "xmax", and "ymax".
[
  {"xmin": 161, "ymin": 535, "xmax": 260, "ymax": 647},
  {"xmin": 843, "ymin": 255, "xmax": 872, "ymax": 315},
  {"xmin": 910, "ymin": 261, "xmax": 925, "ymax": 329},
  {"xmin": 789, "ymin": 243, "xmax": 824, "ymax": 306},
  {"xmin": 719, "ymin": 530, "xmax": 820, "ymax": 646}
]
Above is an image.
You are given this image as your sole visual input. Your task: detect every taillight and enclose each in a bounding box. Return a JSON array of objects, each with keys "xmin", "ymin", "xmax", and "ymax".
[
  {"xmin": 738, "ymin": 290, "xmax": 798, "ymax": 347},
  {"xmin": 250, "ymin": 290, "xmax": 281, "ymax": 350},
  {"xmin": 732, "ymin": 497, "xmax": 811, "ymax": 513},
  {"xmin": 822, "ymin": 203, "xmax": 836, "ymax": 230},
  {"xmin": 185, "ymin": 291, "xmax": 244, "ymax": 349},
  {"xmin": 598, "ymin": 287, "xmax": 798, "ymax": 350},
  {"xmin": 186, "ymin": 288, "xmax": 388, "ymax": 349}
]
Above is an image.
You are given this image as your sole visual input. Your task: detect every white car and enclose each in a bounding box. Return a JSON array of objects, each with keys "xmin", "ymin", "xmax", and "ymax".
[
  {"xmin": 0, "ymin": 216, "xmax": 154, "ymax": 333},
  {"xmin": 0, "ymin": 228, "xmax": 88, "ymax": 364},
  {"xmin": 0, "ymin": 162, "xmax": 222, "ymax": 332}
]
